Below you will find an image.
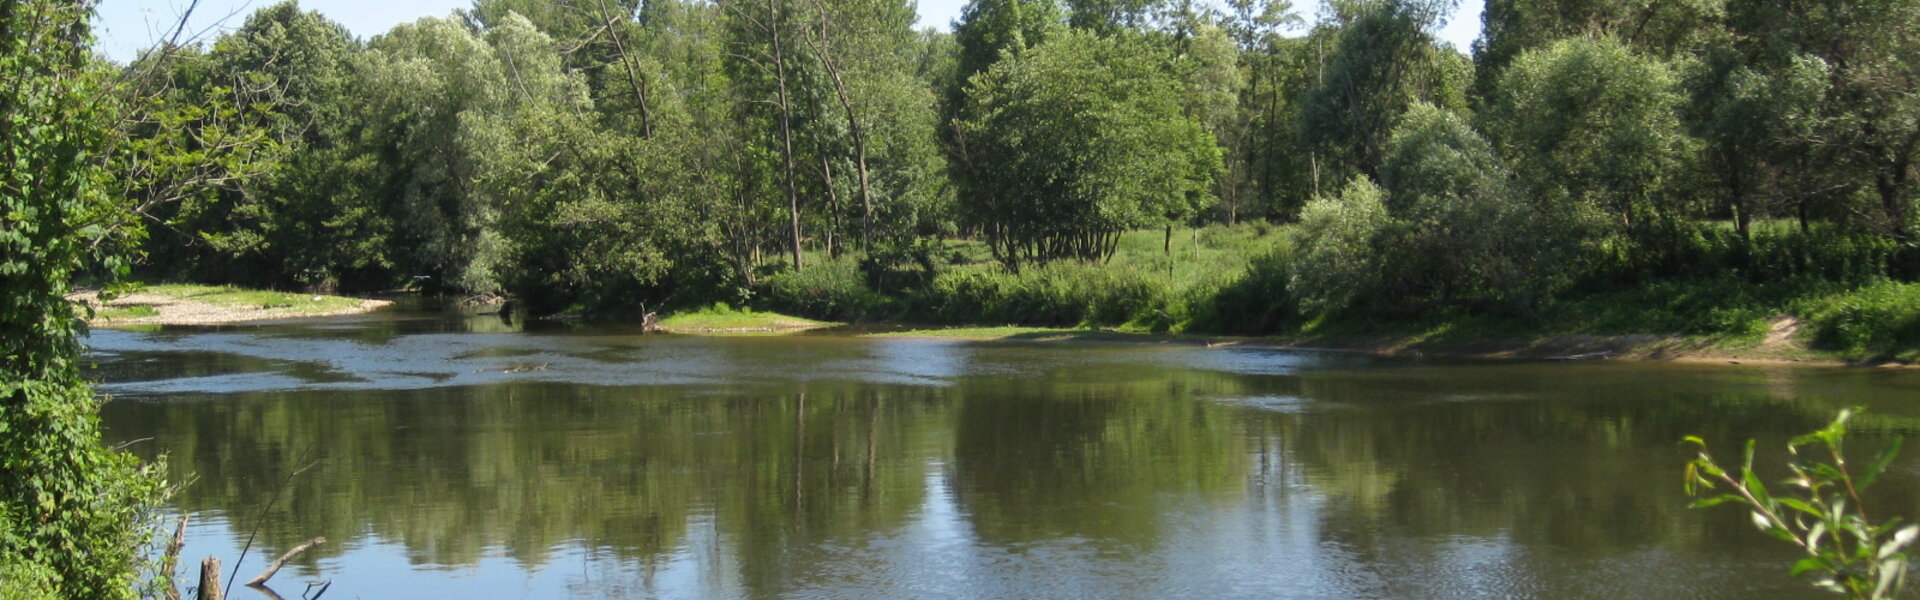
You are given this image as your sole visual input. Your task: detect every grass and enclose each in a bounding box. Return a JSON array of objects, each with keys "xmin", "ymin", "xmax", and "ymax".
[
  {"xmin": 656, "ymin": 303, "xmax": 833, "ymax": 332},
  {"xmin": 92, "ymin": 304, "xmax": 158, "ymax": 320}
]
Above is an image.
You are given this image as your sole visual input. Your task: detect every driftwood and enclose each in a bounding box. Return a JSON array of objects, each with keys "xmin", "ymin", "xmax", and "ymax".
[
  {"xmin": 162, "ymin": 514, "xmax": 190, "ymax": 600},
  {"xmin": 196, "ymin": 557, "xmax": 223, "ymax": 600},
  {"xmin": 246, "ymin": 537, "xmax": 326, "ymax": 587},
  {"xmin": 1548, "ymin": 351, "xmax": 1614, "ymax": 361}
]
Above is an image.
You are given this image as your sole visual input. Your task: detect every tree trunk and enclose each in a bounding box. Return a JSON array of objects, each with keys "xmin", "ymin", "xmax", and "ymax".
[
  {"xmin": 595, "ymin": 0, "xmax": 653, "ymax": 138},
  {"xmin": 196, "ymin": 557, "xmax": 223, "ymax": 600},
  {"xmin": 821, "ymin": 153, "xmax": 841, "ymax": 259},
  {"xmin": 768, "ymin": 0, "xmax": 805, "ymax": 271},
  {"xmin": 801, "ymin": 2, "xmax": 877, "ymax": 251}
]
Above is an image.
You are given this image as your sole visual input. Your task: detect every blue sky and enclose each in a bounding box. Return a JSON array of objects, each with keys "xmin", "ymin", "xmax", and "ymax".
[{"xmin": 93, "ymin": 0, "xmax": 1484, "ymax": 63}]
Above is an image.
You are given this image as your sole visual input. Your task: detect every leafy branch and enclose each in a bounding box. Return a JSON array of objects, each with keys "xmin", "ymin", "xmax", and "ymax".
[{"xmin": 1685, "ymin": 409, "xmax": 1918, "ymax": 600}]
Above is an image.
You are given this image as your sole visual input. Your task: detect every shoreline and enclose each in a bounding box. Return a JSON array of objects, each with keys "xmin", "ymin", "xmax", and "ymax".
[
  {"xmin": 72, "ymin": 293, "xmax": 1895, "ymax": 368},
  {"xmin": 852, "ymin": 323, "xmax": 1885, "ymax": 368}
]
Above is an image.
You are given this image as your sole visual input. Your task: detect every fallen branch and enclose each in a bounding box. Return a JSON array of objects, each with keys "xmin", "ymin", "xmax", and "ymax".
[{"xmin": 246, "ymin": 537, "xmax": 326, "ymax": 587}]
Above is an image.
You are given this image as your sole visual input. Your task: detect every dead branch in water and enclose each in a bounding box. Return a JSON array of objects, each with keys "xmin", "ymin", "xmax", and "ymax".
[
  {"xmin": 246, "ymin": 537, "xmax": 326, "ymax": 587},
  {"xmin": 163, "ymin": 514, "xmax": 190, "ymax": 600}
]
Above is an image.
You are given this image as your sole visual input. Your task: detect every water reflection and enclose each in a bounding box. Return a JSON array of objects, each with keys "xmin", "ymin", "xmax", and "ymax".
[{"xmin": 88, "ymin": 319, "xmax": 1920, "ymax": 599}]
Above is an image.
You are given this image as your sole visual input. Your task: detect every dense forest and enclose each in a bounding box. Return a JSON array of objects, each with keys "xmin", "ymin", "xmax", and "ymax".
[{"xmin": 91, "ymin": 0, "xmax": 1920, "ymax": 354}]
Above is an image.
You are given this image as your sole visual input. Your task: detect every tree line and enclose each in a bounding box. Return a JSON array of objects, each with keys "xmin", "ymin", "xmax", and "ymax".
[{"xmin": 114, "ymin": 0, "xmax": 1920, "ymax": 318}]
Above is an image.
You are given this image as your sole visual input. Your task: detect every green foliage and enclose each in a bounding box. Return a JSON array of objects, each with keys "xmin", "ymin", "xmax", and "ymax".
[
  {"xmin": 910, "ymin": 261, "xmax": 1172, "ymax": 327},
  {"xmin": 1801, "ymin": 282, "xmax": 1920, "ymax": 359},
  {"xmin": 1685, "ymin": 409, "xmax": 1917, "ymax": 599},
  {"xmin": 1299, "ymin": 0, "xmax": 1466, "ymax": 181},
  {"xmin": 1484, "ymin": 36, "xmax": 1697, "ymax": 233},
  {"xmin": 1, "ymin": 1, "xmax": 165, "ymax": 597},
  {"xmin": 1381, "ymin": 103, "xmax": 1593, "ymax": 311},
  {"xmin": 950, "ymin": 0, "xmax": 1063, "ymax": 106},
  {"xmin": 955, "ymin": 29, "xmax": 1220, "ymax": 266},
  {"xmin": 1186, "ymin": 245, "xmax": 1296, "ymax": 334},
  {"xmin": 0, "ymin": 381, "xmax": 166, "ymax": 600},
  {"xmin": 1474, "ymin": 0, "xmax": 1724, "ymax": 99},
  {"xmin": 1289, "ymin": 177, "xmax": 1391, "ymax": 315},
  {"xmin": 758, "ymin": 257, "xmax": 890, "ymax": 320}
]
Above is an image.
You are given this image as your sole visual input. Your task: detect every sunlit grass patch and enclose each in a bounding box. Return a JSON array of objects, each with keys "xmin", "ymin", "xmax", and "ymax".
[
  {"xmin": 141, "ymin": 284, "xmax": 366, "ymax": 313},
  {"xmin": 657, "ymin": 303, "xmax": 833, "ymax": 332}
]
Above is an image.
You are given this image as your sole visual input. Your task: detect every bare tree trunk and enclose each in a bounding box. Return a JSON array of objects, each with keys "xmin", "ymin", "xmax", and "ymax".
[
  {"xmin": 196, "ymin": 557, "xmax": 223, "ymax": 600},
  {"xmin": 769, "ymin": 0, "xmax": 805, "ymax": 271}
]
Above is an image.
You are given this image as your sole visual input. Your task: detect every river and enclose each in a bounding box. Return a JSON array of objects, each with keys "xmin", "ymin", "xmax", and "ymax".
[{"xmin": 85, "ymin": 311, "xmax": 1920, "ymax": 599}]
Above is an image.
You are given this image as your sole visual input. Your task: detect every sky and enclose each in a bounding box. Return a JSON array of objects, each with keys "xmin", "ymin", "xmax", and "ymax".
[{"xmin": 93, "ymin": 0, "xmax": 1485, "ymax": 63}]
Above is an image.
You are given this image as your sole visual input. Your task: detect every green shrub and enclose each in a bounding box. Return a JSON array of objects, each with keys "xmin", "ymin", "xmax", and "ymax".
[
  {"xmin": 0, "ymin": 380, "xmax": 166, "ymax": 600},
  {"xmin": 907, "ymin": 261, "xmax": 1177, "ymax": 327},
  {"xmin": 757, "ymin": 258, "xmax": 889, "ymax": 321},
  {"xmin": 1188, "ymin": 246, "xmax": 1296, "ymax": 334},
  {"xmin": 1290, "ymin": 177, "xmax": 1391, "ymax": 316},
  {"xmin": 1802, "ymin": 281, "xmax": 1920, "ymax": 356}
]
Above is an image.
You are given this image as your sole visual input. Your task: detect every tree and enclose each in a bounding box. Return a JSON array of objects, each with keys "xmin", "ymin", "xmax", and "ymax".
[
  {"xmin": 955, "ymin": 30, "xmax": 1220, "ymax": 267},
  {"xmin": 346, "ymin": 17, "xmax": 515, "ymax": 293},
  {"xmin": 1289, "ymin": 176, "xmax": 1391, "ymax": 314},
  {"xmin": 1765, "ymin": 0, "xmax": 1920, "ymax": 242},
  {"xmin": 123, "ymin": 1, "xmax": 359, "ymax": 288},
  {"xmin": 1299, "ymin": 0, "xmax": 1469, "ymax": 182},
  {"xmin": 1, "ymin": 1, "xmax": 164, "ymax": 597},
  {"xmin": 949, "ymin": 0, "xmax": 1063, "ymax": 113},
  {"xmin": 722, "ymin": 0, "xmax": 812, "ymax": 271},
  {"xmin": 1483, "ymin": 36, "xmax": 1696, "ymax": 234},
  {"xmin": 1380, "ymin": 103, "xmax": 1587, "ymax": 310},
  {"xmin": 1472, "ymin": 0, "xmax": 1725, "ymax": 100},
  {"xmin": 1686, "ymin": 47, "xmax": 1832, "ymax": 238}
]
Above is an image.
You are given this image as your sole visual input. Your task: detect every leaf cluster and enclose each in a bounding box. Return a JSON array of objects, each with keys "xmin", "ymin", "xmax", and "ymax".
[{"xmin": 1685, "ymin": 409, "xmax": 1918, "ymax": 600}]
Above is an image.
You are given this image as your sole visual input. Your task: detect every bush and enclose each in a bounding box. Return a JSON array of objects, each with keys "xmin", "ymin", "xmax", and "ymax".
[
  {"xmin": 0, "ymin": 381, "xmax": 166, "ymax": 600},
  {"xmin": 756, "ymin": 258, "xmax": 890, "ymax": 321},
  {"xmin": 1290, "ymin": 177, "xmax": 1391, "ymax": 316},
  {"xmin": 907, "ymin": 261, "xmax": 1177, "ymax": 328},
  {"xmin": 1188, "ymin": 246, "xmax": 1296, "ymax": 334},
  {"xmin": 1802, "ymin": 281, "xmax": 1920, "ymax": 356}
]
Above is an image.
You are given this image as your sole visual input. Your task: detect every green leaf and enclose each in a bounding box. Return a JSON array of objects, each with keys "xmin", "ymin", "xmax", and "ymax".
[
  {"xmin": 1792, "ymin": 556, "xmax": 1829, "ymax": 577},
  {"xmin": 1859, "ymin": 437, "xmax": 1903, "ymax": 491},
  {"xmin": 1779, "ymin": 498, "xmax": 1821, "ymax": 517}
]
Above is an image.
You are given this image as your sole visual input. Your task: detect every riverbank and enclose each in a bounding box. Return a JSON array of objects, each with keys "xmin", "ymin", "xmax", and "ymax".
[
  {"xmin": 70, "ymin": 284, "xmax": 392, "ymax": 326},
  {"xmin": 848, "ymin": 316, "xmax": 1872, "ymax": 367}
]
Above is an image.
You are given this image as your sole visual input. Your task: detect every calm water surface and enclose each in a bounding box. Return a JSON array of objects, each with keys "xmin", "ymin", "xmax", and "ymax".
[{"xmin": 85, "ymin": 312, "xmax": 1920, "ymax": 599}]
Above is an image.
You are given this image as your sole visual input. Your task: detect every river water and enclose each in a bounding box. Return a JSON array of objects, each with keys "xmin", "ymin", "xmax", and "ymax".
[{"xmin": 85, "ymin": 312, "xmax": 1920, "ymax": 599}]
